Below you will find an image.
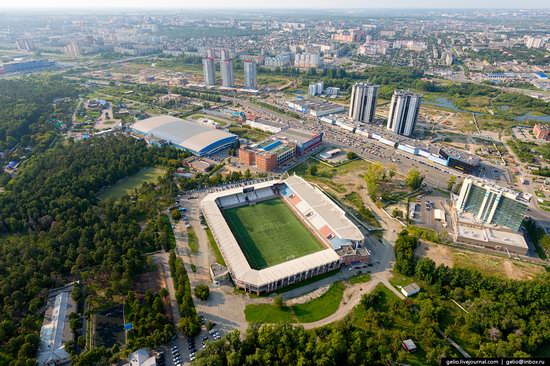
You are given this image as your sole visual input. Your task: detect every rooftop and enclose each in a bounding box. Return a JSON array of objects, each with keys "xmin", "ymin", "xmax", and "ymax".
[
  {"xmin": 285, "ymin": 175, "xmax": 364, "ymax": 242},
  {"xmin": 276, "ymin": 128, "xmax": 320, "ymax": 144},
  {"xmin": 37, "ymin": 283, "xmax": 77, "ymax": 366},
  {"xmin": 455, "ymin": 219, "xmax": 528, "ymax": 250},
  {"xmin": 131, "ymin": 115, "xmax": 237, "ymax": 155}
]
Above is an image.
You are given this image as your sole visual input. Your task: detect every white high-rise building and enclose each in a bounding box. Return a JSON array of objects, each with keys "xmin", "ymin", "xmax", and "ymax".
[
  {"xmin": 349, "ymin": 83, "xmax": 379, "ymax": 123},
  {"xmin": 308, "ymin": 81, "xmax": 324, "ymax": 96},
  {"xmin": 64, "ymin": 41, "xmax": 82, "ymax": 57},
  {"xmin": 221, "ymin": 59, "xmax": 234, "ymax": 87},
  {"xmin": 294, "ymin": 52, "xmax": 322, "ymax": 68},
  {"xmin": 525, "ymin": 36, "xmax": 544, "ymax": 49},
  {"xmin": 220, "ymin": 48, "xmax": 231, "ymax": 61},
  {"xmin": 386, "ymin": 90, "xmax": 422, "ymax": 137},
  {"xmin": 202, "ymin": 57, "xmax": 216, "ymax": 85},
  {"xmin": 244, "ymin": 60, "xmax": 257, "ymax": 90}
]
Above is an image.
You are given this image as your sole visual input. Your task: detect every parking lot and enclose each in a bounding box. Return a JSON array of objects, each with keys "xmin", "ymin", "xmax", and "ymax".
[
  {"xmin": 154, "ymin": 314, "xmax": 224, "ymax": 366},
  {"xmin": 410, "ymin": 192, "xmax": 450, "ymax": 231}
]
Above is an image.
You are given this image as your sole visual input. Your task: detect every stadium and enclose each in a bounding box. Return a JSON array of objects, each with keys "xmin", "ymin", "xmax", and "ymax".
[
  {"xmin": 130, "ymin": 115, "xmax": 238, "ymax": 156},
  {"xmin": 200, "ymin": 175, "xmax": 367, "ymax": 294}
]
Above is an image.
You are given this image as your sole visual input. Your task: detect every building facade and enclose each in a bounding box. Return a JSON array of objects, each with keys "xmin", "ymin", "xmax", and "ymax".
[
  {"xmin": 294, "ymin": 52, "xmax": 322, "ymax": 68},
  {"xmin": 456, "ymin": 177, "xmax": 529, "ymax": 232},
  {"xmin": 243, "ymin": 60, "xmax": 257, "ymax": 90},
  {"xmin": 308, "ymin": 81, "xmax": 324, "ymax": 96},
  {"xmin": 349, "ymin": 83, "xmax": 379, "ymax": 123},
  {"xmin": 386, "ymin": 90, "xmax": 422, "ymax": 137},
  {"xmin": 533, "ymin": 123, "xmax": 550, "ymax": 140},
  {"xmin": 202, "ymin": 57, "xmax": 216, "ymax": 85},
  {"xmin": 221, "ymin": 59, "xmax": 234, "ymax": 87}
]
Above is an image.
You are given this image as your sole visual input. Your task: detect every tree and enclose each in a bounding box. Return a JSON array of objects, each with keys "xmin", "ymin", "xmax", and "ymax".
[
  {"xmin": 389, "ymin": 165, "xmax": 397, "ymax": 180},
  {"xmin": 364, "ymin": 162, "xmax": 386, "ymax": 200},
  {"xmin": 447, "ymin": 176, "xmax": 457, "ymax": 192},
  {"xmin": 178, "ymin": 315, "xmax": 201, "ymax": 337},
  {"xmin": 171, "ymin": 209, "xmax": 182, "ymax": 220},
  {"xmin": 309, "ymin": 164, "xmax": 318, "ymax": 176},
  {"xmin": 394, "ymin": 230, "xmax": 418, "ymax": 276},
  {"xmin": 273, "ymin": 294, "xmax": 283, "ymax": 308},
  {"xmin": 405, "ymin": 169, "xmax": 424, "ymax": 191},
  {"xmin": 194, "ymin": 284, "xmax": 210, "ymax": 301},
  {"xmin": 391, "ymin": 208, "xmax": 403, "ymax": 219},
  {"xmin": 347, "ymin": 151, "xmax": 358, "ymax": 160}
]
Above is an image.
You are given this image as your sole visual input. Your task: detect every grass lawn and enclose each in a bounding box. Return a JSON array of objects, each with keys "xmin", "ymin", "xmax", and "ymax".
[
  {"xmin": 292, "ymin": 282, "xmax": 345, "ymax": 322},
  {"xmin": 187, "ymin": 227, "xmax": 199, "ymax": 253},
  {"xmin": 205, "ymin": 228, "xmax": 226, "ymax": 266},
  {"xmin": 98, "ymin": 167, "xmax": 165, "ymax": 200},
  {"xmin": 289, "ymin": 158, "xmax": 371, "ymax": 194},
  {"xmin": 228, "ymin": 126, "xmax": 270, "ymax": 142},
  {"xmin": 244, "ymin": 303, "xmax": 295, "ymax": 323},
  {"xmin": 223, "ymin": 198, "xmax": 324, "ymax": 269},
  {"xmin": 347, "ymin": 273, "xmax": 371, "ymax": 285},
  {"xmin": 245, "ymin": 282, "xmax": 345, "ymax": 323}
]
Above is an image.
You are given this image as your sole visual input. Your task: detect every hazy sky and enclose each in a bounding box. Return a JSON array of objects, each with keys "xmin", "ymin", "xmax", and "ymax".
[{"xmin": 1, "ymin": 0, "xmax": 549, "ymax": 9}]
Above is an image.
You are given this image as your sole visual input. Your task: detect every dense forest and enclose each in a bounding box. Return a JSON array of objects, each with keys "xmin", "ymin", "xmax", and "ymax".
[
  {"xmin": 0, "ymin": 135, "xmax": 184, "ymax": 365},
  {"xmin": 0, "ymin": 76, "xmax": 81, "ymax": 152},
  {"xmin": 193, "ymin": 231, "xmax": 550, "ymax": 365}
]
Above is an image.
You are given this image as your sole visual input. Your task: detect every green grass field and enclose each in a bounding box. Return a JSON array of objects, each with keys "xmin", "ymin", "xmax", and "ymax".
[
  {"xmin": 223, "ymin": 198, "xmax": 324, "ymax": 269},
  {"xmin": 98, "ymin": 167, "xmax": 165, "ymax": 200},
  {"xmin": 245, "ymin": 282, "xmax": 346, "ymax": 323}
]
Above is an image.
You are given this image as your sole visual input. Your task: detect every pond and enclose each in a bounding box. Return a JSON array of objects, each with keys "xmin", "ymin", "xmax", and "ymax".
[
  {"xmin": 514, "ymin": 113, "xmax": 550, "ymax": 122},
  {"xmin": 425, "ymin": 97, "xmax": 462, "ymax": 112}
]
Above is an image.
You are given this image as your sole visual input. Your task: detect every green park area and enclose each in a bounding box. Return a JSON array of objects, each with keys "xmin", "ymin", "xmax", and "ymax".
[
  {"xmin": 98, "ymin": 167, "xmax": 165, "ymax": 200},
  {"xmin": 244, "ymin": 282, "xmax": 346, "ymax": 323}
]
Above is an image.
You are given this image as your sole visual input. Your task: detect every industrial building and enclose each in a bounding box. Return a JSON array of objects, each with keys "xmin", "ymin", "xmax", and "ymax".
[
  {"xmin": 286, "ymin": 99, "xmax": 345, "ymax": 117},
  {"xmin": 1, "ymin": 59, "xmax": 55, "ymax": 74},
  {"xmin": 387, "ymin": 90, "xmax": 422, "ymax": 137},
  {"xmin": 131, "ymin": 115, "xmax": 237, "ymax": 156},
  {"xmin": 456, "ymin": 177, "xmax": 529, "ymax": 232},
  {"xmin": 349, "ymin": 83, "xmax": 379, "ymax": 123},
  {"xmin": 200, "ymin": 176, "xmax": 366, "ymax": 294},
  {"xmin": 202, "ymin": 57, "xmax": 216, "ymax": 85},
  {"xmin": 37, "ymin": 283, "xmax": 77, "ymax": 366},
  {"xmin": 243, "ymin": 60, "xmax": 257, "ymax": 90}
]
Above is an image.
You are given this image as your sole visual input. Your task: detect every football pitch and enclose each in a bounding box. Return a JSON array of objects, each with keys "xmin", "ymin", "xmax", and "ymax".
[{"xmin": 223, "ymin": 198, "xmax": 325, "ymax": 270}]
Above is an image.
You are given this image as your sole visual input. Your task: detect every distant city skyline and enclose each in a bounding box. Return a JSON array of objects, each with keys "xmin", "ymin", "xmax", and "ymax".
[{"xmin": 1, "ymin": 0, "xmax": 549, "ymax": 9}]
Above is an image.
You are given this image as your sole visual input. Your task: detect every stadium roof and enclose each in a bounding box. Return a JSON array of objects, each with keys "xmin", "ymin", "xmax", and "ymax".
[
  {"xmin": 285, "ymin": 175, "xmax": 364, "ymax": 242},
  {"xmin": 201, "ymin": 179, "xmax": 341, "ymax": 289},
  {"xmin": 131, "ymin": 115, "xmax": 237, "ymax": 156}
]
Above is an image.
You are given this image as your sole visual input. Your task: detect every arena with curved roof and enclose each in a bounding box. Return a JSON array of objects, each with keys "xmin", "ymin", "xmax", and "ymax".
[{"xmin": 130, "ymin": 115, "xmax": 238, "ymax": 156}]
